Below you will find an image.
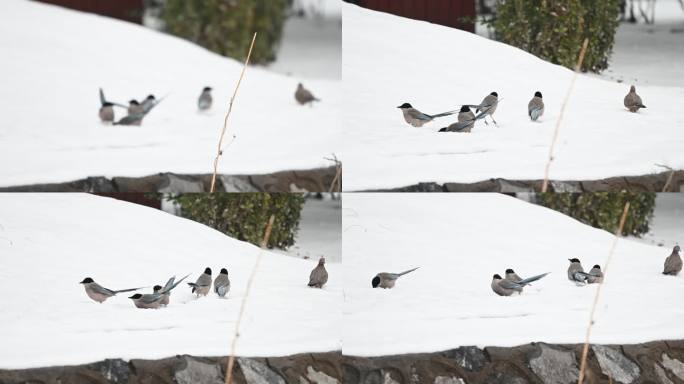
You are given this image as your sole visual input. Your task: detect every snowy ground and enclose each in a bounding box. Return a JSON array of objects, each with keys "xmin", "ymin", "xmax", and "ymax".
[
  {"xmin": 593, "ymin": 0, "xmax": 684, "ymax": 87},
  {"xmin": 343, "ymin": 193, "xmax": 684, "ymax": 356},
  {"xmin": 268, "ymin": 0, "xmax": 341, "ymax": 80},
  {"xmin": 634, "ymin": 193, "xmax": 684, "ymax": 248},
  {"xmin": 341, "ymin": 3, "xmax": 684, "ymax": 191},
  {"xmin": 0, "ymin": 194, "xmax": 341, "ymax": 369},
  {"xmin": 0, "ymin": 0, "xmax": 341, "ymax": 187},
  {"xmin": 276, "ymin": 197, "xmax": 342, "ymax": 263}
]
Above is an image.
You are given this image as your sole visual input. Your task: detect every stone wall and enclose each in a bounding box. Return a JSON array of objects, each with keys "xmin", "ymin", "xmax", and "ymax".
[
  {"xmin": 366, "ymin": 171, "xmax": 684, "ymax": 193},
  {"xmin": 0, "ymin": 353, "xmax": 342, "ymax": 384},
  {"xmin": 0, "ymin": 166, "xmax": 341, "ymax": 193},
  {"xmin": 344, "ymin": 341, "xmax": 684, "ymax": 384},
  {"xmin": 2, "ymin": 341, "xmax": 683, "ymax": 384}
]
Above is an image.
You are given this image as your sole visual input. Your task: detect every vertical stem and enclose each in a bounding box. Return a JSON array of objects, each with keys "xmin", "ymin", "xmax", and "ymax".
[
  {"xmin": 224, "ymin": 214, "xmax": 275, "ymax": 384},
  {"xmin": 577, "ymin": 202, "xmax": 630, "ymax": 384},
  {"xmin": 541, "ymin": 38, "xmax": 589, "ymax": 192},
  {"xmin": 210, "ymin": 32, "xmax": 258, "ymax": 193}
]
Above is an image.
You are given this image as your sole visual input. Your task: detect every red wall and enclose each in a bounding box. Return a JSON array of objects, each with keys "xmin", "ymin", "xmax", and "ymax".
[
  {"xmin": 34, "ymin": 0, "xmax": 144, "ymax": 24},
  {"xmin": 357, "ymin": 0, "xmax": 476, "ymax": 32}
]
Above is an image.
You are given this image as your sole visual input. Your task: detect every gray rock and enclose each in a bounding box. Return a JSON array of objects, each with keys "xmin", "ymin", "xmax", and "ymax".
[
  {"xmin": 661, "ymin": 353, "xmax": 684, "ymax": 380},
  {"xmin": 99, "ymin": 358, "xmax": 130, "ymax": 384},
  {"xmin": 305, "ymin": 365, "xmax": 340, "ymax": 384},
  {"xmin": 159, "ymin": 174, "xmax": 204, "ymax": 193},
  {"xmin": 592, "ymin": 345, "xmax": 640, "ymax": 384},
  {"xmin": 654, "ymin": 363, "xmax": 674, "ymax": 384},
  {"xmin": 443, "ymin": 346, "xmax": 488, "ymax": 371},
  {"xmin": 382, "ymin": 370, "xmax": 401, "ymax": 384},
  {"xmin": 496, "ymin": 179, "xmax": 535, "ymax": 193},
  {"xmin": 550, "ymin": 180, "xmax": 583, "ymax": 193},
  {"xmin": 529, "ymin": 344, "xmax": 579, "ymax": 384},
  {"xmin": 483, "ymin": 371, "xmax": 529, "ymax": 384},
  {"xmin": 238, "ymin": 358, "xmax": 286, "ymax": 384},
  {"xmin": 434, "ymin": 376, "xmax": 466, "ymax": 384},
  {"xmin": 174, "ymin": 356, "xmax": 223, "ymax": 384},
  {"xmin": 220, "ymin": 175, "xmax": 259, "ymax": 192}
]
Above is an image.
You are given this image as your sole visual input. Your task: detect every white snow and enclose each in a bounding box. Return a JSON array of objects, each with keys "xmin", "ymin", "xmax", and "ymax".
[
  {"xmin": 593, "ymin": 0, "xmax": 684, "ymax": 87},
  {"xmin": 0, "ymin": 194, "xmax": 341, "ymax": 369},
  {"xmin": 342, "ymin": 193, "xmax": 684, "ymax": 356},
  {"xmin": 0, "ymin": 0, "xmax": 341, "ymax": 186},
  {"xmin": 633, "ymin": 193, "xmax": 684, "ymax": 248},
  {"xmin": 276, "ymin": 197, "xmax": 342, "ymax": 263},
  {"xmin": 268, "ymin": 15, "xmax": 342, "ymax": 80},
  {"xmin": 341, "ymin": 3, "xmax": 684, "ymax": 190}
]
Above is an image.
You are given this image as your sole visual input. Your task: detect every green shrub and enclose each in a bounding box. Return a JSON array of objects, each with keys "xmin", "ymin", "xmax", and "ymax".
[
  {"xmin": 171, "ymin": 193, "xmax": 304, "ymax": 249},
  {"xmin": 535, "ymin": 193, "xmax": 655, "ymax": 236},
  {"xmin": 488, "ymin": 0, "xmax": 621, "ymax": 72},
  {"xmin": 163, "ymin": 0, "xmax": 289, "ymax": 64}
]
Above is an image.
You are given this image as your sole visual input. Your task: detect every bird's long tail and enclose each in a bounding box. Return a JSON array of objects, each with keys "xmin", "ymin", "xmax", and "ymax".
[
  {"xmin": 113, "ymin": 287, "xmax": 145, "ymax": 294},
  {"xmin": 162, "ymin": 274, "xmax": 190, "ymax": 294},
  {"xmin": 398, "ymin": 267, "xmax": 420, "ymax": 276},
  {"xmin": 99, "ymin": 87, "xmax": 128, "ymax": 109},
  {"xmin": 518, "ymin": 272, "xmax": 550, "ymax": 286},
  {"xmin": 429, "ymin": 110, "xmax": 458, "ymax": 119}
]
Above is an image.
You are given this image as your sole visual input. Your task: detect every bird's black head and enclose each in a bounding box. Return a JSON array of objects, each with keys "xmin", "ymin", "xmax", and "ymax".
[
  {"xmin": 129, "ymin": 99, "xmax": 139, "ymax": 105},
  {"xmin": 102, "ymin": 102, "xmax": 114, "ymax": 107},
  {"xmin": 80, "ymin": 277, "xmax": 93, "ymax": 284},
  {"xmin": 592, "ymin": 265, "xmax": 601, "ymax": 269},
  {"xmin": 569, "ymin": 258, "xmax": 580, "ymax": 263},
  {"xmin": 674, "ymin": 245, "xmax": 681, "ymax": 253},
  {"xmin": 204, "ymin": 267, "xmax": 212, "ymax": 275},
  {"xmin": 534, "ymin": 91, "xmax": 542, "ymax": 98},
  {"xmin": 490, "ymin": 91, "xmax": 498, "ymax": 97},
  {"xmin": 153, "ymin": 285, "xmax": 162, "ymax": 292},
  {"xmin": 220, "ymin": 268, "xmax": 228, "ymax": 275},
  {"xmin": 505, "ymin": 268, "xmax": 515, "ymax": 274},
  {"xmin": 203, "ymin": 86, "xmax": 212, "ymax": 92},
  {"xmin": 397, "ymin": 103, "xmax": 412, "ymax": 109},
  {"xmin": 493, "ymin": 274, "xmax": 502, "ymax": 279},
  {"xmin": 460, "ymin": 105, "xmax": 471, "ymax": 113},
  {"xmin": 146, "ymin": 95, "xmax": 156, "ymax": 100},
  {"xmin": 371, "ymin": 276, "xmax": 380, "ymax": 288},
  {"xmin": 129, "ymin": 294, "xmax": 143, "ymax": 299}
]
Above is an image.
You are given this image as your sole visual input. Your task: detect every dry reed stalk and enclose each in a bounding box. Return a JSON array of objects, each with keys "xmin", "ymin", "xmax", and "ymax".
[
  {"xmin": 225, "ymin": 214, "xmax": 275, "ymax": 384},
  {"xmin": 210, "ymin": 32, "xmax": 258, "ymax": 193},
  {"xmin": 325, "ymin": 154, "xmax": 342, "ymax": 194},
  {"xmin": 655, "ymin": 163, "xmax": 675, "ymax": 192},
  {"xmin": 541, "ymin": 38, "xmax": 589, "ymax": 192},
  {"xmin": 577, "ymin": 202, "xmax": 630, "ymax": 384}
]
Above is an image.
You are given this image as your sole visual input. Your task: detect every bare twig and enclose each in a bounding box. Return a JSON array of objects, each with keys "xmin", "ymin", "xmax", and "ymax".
[
  {"xmin": 577, "ymin": 202, "xmax": 630, "ymax": 384},
  {"xmin": 655, "ymin": 163, "xmax": 675, "ymax": 192},
  {"xmin": 324, "ymin": 154, "xmax": 342, "ymax": 196},
  {"xmin": 541, "ymin": 38, "xmax": 589, "ymax": 192},
  {"xmin": 210, "ymin": 32, "xmax": 258, "ymax": 193},
  {"xmin": 225, "ymin": 214, "xmax": 275, "ymax": 384}
]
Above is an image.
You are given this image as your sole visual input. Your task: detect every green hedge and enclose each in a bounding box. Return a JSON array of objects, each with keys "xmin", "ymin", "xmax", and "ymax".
[
  {"xmin": 171, "ymin": 193, "xmax": 304, "ymax": 249},
  {"xmin": 535, "ymin": 193, "xmax": 655, "ymax": 236},
  {"xmin": 488, "ymin": 0, "xmax": 621, "ymax": 72},
  {"xmin": 163, "ymin": 0, "xmax": 289, "ymax": 64}
]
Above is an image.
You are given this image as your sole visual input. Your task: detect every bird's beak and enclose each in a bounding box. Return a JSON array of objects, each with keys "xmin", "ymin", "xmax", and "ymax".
[{"xmin": 128, "ymin": 295, "xmax": 136, "ymax": 299}]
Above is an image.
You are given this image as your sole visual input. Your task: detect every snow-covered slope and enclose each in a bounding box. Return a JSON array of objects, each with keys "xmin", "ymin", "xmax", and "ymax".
[
  {"xmin": 0, "ymin": 0, "xmax": 340, "ymax": 186},
  {"xmin": 0, "ymin": 194, "xmax": 341, "ymax": 369},
  {"xmin": 341, "ymin": 4, "xmax": 684, "ymax": 190},
  {"xmin": 342, "ymin": 193, "xmax": 683, "ymax": 356}
]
